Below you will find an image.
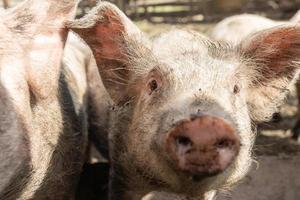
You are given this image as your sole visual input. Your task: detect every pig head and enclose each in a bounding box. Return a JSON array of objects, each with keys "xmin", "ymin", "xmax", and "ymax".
[
  {"xmin": 69, "ymin": 2, "xmax": 300, "ymax": 200},
  {"xmin": 0, "ymin": 0, "xmax": 88, "ymax": 199}
]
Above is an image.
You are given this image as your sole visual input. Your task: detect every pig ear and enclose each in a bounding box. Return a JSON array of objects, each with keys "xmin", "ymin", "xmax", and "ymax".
[
  {"xmin": 68, "ymin": 2, "xmax": 145, "ymax": 104},
  {"xmin": 3, "ymin": 0, "xmax": 77, "ymax": 99},
  {"xmin": 240, "ymin": 25, "xmax": 300, "ymax": 121}
]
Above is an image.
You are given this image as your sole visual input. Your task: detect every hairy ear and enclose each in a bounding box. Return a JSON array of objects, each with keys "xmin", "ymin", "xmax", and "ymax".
[
  {"xmin": 240, "ymin": 25, "xmax": 300, "ymax": 121},
  {"xmin": 68, "ymin": 2, "xmax": 146, "ymax": 104},
  {"xmin": 1, "ymin": 0, "xmax": 78, "ymax": 99}
]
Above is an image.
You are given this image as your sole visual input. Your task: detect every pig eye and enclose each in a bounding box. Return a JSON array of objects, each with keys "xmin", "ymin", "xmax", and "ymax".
[
  {"xmin": 147, "ymin": 78, "xmax": 159, "ymax": 95},
  {"xmin": 150, "ymin": 79, "xmax": 158, "ymax": 91},
  {"xmin": 146, "ymin": 69, "xmax": 162, "ymax": 96},
  {"xmin": 233, "ymin": 84, "xmax": 240, "ymax": 94}
]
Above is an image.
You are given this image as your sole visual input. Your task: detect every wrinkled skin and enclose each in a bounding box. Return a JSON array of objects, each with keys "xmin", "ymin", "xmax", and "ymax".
[
  {"xmin": 0, "ymin": 1, "xmax": 88, "ymax": 199},
  {"xmin": 69, "ymin": 2, "xmax": 300, "ymax": 200}
]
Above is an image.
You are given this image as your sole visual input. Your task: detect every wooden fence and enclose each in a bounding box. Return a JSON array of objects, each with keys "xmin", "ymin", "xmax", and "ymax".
[
  {"xmin": 124, "ymin": 0, "xmax": 246, "ymax": 23},
  {"xmin": 2, "ymin": 0, "xmax": 10, "ymax": 8},
  {"xmin": 114, "ymin": 0, "xmax": 300, "ymax": 23},
  {"xmin": 2, "ymin": 0, "xmax": 300, "ymax": 22},
  {"xmin": 71, "ymin": 0, "xmax": 247, "ymax": 22}
]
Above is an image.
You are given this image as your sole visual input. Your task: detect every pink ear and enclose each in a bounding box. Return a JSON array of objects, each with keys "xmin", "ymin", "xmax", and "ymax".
[
  {"xmin": 68, "ymin": 2, "xmax": 145, "ymax": 103},
  {"xmin": 69, "ymin": 2, "xmax": 142, "ymax": 61},
  {"xmin": 240, "ymin": 25, "xmax": 300, "ymax": 121},
  {"xmin": 78, "ymin": 10, "xmax": 127, "ymax": 64},
  {"xmin": 1, "ymin": 0, "xmax": 77, "ymax": 99},
  {"xmin": 241, "ymin": 25, "xmax": 300, "ymax": 82}
]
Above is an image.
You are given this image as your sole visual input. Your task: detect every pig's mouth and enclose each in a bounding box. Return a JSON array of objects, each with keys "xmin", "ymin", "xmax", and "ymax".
[
  {"xmin": 191, "ymin": 172, "xmax": 219, "ymax": 182},
  {"xmin": 174, "ymin": 144, "xmax": 239, "ymax": 180}
]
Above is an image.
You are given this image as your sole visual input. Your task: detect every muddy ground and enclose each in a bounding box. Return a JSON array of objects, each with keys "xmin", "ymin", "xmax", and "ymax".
[{"xmin": 137, "ymin": 22, "xmax": 300, "ymax": 200}]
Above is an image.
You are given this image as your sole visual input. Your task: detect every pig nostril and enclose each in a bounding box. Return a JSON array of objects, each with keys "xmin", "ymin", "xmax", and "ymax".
[
  {"xmin": 176, "ymin": 136, "xmax": 192, "ymax": 146},
  {"xmin": 215, "ymin": 138, "xmax": 233, "ymax": 149}
]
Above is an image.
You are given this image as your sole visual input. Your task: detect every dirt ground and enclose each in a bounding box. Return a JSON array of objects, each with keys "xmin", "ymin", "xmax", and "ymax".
[{"xmin": 136, "ymin": 21, "xmax": 300, "ymax": 200}]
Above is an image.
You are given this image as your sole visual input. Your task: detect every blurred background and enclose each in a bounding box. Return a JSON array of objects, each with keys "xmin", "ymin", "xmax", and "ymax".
[
  {"xmin": 76, "ymin": 0, "xmax": 300, "ymax": 24},
  {"xmin": 3, "ymin": 0, "xmax": 300, "ymax": 36},
  {"xmin": 100, "ymin": 0, "xmax": 300, "ymax": 23},
  {"xmin": 2, "ymin": 0, "xmax": 300, "ymax": 22},
  {"xmin": 1, "ymin": 1, "xmax": 300, "ymax": 200}
]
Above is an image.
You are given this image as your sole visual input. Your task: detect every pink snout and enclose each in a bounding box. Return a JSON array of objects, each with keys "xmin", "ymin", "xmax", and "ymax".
[{"xmin": 166, "ymin": 116, "xmax": 240, "ymax": 178}]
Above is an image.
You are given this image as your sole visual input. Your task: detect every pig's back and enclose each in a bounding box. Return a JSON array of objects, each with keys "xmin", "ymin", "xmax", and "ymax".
[
  {"xmin": 290, "ymin": 10, "xmax": 300, "ymax": 23},
  {"xmin": 211, "ymin": 14, "xmax": 279, "ymax": 44}
]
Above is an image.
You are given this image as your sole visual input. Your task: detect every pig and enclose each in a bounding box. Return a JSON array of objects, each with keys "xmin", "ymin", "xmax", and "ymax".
[
  {"xmin": 63, "ymin": 31, "xmax": 111, "ymax": 159},
  {"xmin": 290, "ymin": 10, "xmax": 300, "ymax": 23},
  {"xmin": 60, "ymin": 25, "xmax": 112, "ymax": 200},
  {"xmin": 0, "ymin": 0, "xmax": 88, "ymax": 199},
  {"xmin": 68, "ymin": 2, "xmax": 300, "ymax": 200},
  {"xmin": 210, "ymin": 14, "xmax": 284, "ymax": 45},
  {"xmin": 211, "ymin": 12, "xmax": 300, "ymax": 140},
  {"xmin": 210, "ymin": 11, "xmax": 300, "ymax": 45},
  {"xmin": 290, "ymin": 10, "xmax": 300, "ymax": 140}
]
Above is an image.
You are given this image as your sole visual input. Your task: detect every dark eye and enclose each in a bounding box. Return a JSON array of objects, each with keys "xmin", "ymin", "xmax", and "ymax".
[
  {"xmin": 147, "ymin": 79, "xmax": 158, "ymax": 95},
  {"xmin": 149, "ymin": 79, "xmax": 158, "ymax": 91},
  {"xmin": 146, "ymin": 69, "xmax": 162, "ymax": 96},
  {"xmin": 233, "ymin": 84, "xmax": 240, "ymax": 94}
]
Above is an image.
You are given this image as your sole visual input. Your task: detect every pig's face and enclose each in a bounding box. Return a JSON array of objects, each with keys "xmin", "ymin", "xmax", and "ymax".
[
  {"xmin": 70, "ymin": 2, "xmax": 300, "ymax": 198},
  {"xmin": 118, "ymin": 31, "xmax": 252, "ymax": 193}
]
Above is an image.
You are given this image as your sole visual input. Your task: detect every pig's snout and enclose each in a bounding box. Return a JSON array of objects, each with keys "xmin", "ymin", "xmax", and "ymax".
[{"xmin": 166, "ymin": 116, "xmax": 240, "ymax": 179}]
